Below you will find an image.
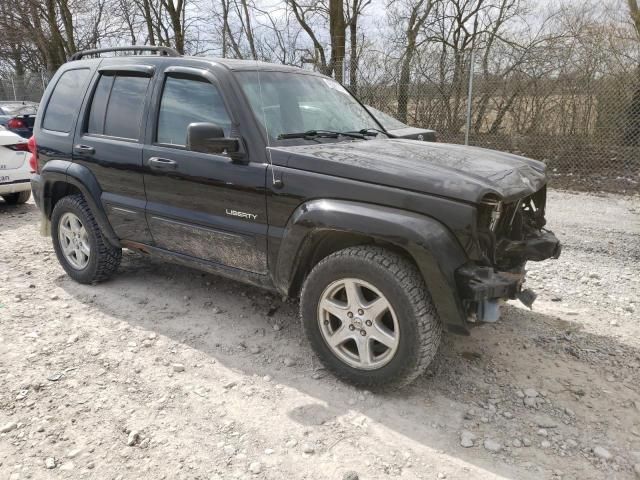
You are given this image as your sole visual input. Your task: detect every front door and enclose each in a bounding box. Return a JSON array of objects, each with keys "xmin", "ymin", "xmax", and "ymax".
[{"xmin": 142, "ymin": 67, "xmax": 268, "ymax": 274}]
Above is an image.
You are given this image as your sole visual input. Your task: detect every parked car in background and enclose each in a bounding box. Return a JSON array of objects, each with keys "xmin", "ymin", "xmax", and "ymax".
[
  {"xmin": 0, "ymin": 101, "xmax": 38, "ymax": 138},
  {"xmin": 0, "ymin": 125, "xmax": 32, "ymax": 204},
  {"xmin": 365, "ymin": 105, "xmax": 437, "ymax": 141}
]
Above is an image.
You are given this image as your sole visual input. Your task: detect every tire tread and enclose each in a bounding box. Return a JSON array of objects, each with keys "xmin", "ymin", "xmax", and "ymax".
[{"xmin": 52, "ymin": 194, "xmax": 121, "ymax": 283}]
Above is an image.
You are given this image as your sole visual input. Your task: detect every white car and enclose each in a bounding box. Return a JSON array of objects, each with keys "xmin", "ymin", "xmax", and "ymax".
[{"xmin": 0, "ymin": 125, "xmax": 32, "ymax": 204}]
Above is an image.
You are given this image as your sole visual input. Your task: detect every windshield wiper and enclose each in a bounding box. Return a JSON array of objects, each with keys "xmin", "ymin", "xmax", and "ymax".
[
  {"xmin": 278, "ymin": 129, "xmax": 366, "ymax": 140},
  {"xmin": 347, "ymin": 128, "xmax": 388, "ymax": 137}
]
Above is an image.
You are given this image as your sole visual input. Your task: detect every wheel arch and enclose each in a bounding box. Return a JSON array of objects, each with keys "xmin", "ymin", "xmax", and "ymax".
[
  {"xmin": 39, "ymin": 160, "xmax": 120, "ymax": 247},
  {"xmin": 275, "ymin": 199, "xmax": 471, "ymax": 334},
  {"xmin": 287, "ymin": 230, "xmax": 410, "ymax": 298}
]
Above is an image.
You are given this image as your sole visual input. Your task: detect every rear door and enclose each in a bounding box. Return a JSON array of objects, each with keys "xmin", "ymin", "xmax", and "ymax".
[
  {"xmin": 36, "ymin": 66, "xmax": 93, "ymax": 173},
  {"xmin": 72, "ymin": 64, "xmax": 154, "ymax": 243},
  {"xmin": 142, "ymin": 66, "xmax": 268, "ymax": 274}
]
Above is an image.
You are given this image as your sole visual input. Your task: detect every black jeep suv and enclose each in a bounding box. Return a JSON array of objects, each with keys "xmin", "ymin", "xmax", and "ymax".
[{"xmin": 30, "ymin": 46, "xmax": 560, "ymax": 389}]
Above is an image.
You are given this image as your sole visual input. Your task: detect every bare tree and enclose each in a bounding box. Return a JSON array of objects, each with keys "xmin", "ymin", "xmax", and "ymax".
[
  {"xmin": 159, "ymin": 0, "xmax": 186, "ymax": 53},
  {"xmin": 286, "ymin": 0, "xmax": 366, "ymax": 80},
  {"xmin": 235, "ymin": 0, "xmax": 258, "ymax": 59},
  {"xmin": 629, "ymin": 0, "xmax": 640, "ymax": 40},
  {"xmin": 287, "ymin": 0, "xmax": 332, "ymax": 74},
  {"xmin": 345, "ymin": 0, "xmax": 371, "ymax": 92},
  {"xmin": 388, "ymin": 0, "xmax": 437, "ymax": 122}
]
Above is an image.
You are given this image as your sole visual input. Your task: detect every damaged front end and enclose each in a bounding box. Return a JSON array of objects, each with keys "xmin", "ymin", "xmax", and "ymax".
[{"xmin": 456, "ymin": 186, "xmax": 561, "ymax": 323}]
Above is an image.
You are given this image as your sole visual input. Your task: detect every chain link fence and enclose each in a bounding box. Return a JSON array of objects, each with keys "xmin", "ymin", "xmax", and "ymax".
[
  {"xmin": 0, "ymin": 74, "xmax": 48, "ymax": 103},
  {"xmin": 357, "ymin": 53, "xmax": 640, "ymax": 194},
  {"xmin": 2, "ymin": 59, "xmax": 638, "ymax": 193}
]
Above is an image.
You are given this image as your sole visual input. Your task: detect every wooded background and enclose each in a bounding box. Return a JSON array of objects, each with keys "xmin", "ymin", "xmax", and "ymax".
[{"xmin": 0, "ymin": 0, "xmax": 638, "ymax": 192}]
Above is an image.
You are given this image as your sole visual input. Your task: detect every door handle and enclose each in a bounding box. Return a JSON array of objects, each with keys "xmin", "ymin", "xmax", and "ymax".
[
  {"xmin": 73, "ymin": 144, "xmax": 95, "ymax": 155},
  {"xmin": 148, "ymin": 157, "xmax": 178, "ymax": 170}
]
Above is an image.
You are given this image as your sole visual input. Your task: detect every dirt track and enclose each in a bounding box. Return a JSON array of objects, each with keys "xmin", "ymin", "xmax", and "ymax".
[{"xmin": 1, "ymin": 190, "xmax": 639, "ymax": 480}]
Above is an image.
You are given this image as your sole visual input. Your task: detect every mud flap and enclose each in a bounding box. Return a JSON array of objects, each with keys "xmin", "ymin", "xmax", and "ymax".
[{"xmin": 40, "ymin": 214, "xmax": 51, "ymax": 237}]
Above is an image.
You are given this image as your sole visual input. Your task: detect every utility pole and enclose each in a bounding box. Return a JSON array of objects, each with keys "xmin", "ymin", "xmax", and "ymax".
[{"xmin": 464, "ymin": 47, "xmax": 475, "ymax": 146}]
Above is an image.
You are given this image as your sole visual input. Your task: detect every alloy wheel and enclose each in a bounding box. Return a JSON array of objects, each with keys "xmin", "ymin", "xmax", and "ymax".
[
  {"xmin": 317, "ymin": 278, "xmax": 400, "ymax": 370},
  {"xmin": 58, "ymin": 212, "xmax": 91, "ymax": 270}
]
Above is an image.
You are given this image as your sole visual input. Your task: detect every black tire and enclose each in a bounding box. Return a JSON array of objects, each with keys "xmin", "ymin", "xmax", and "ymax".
[
  {"xmin": 2, "ymin": 190, "xmax": 31, "ymax": 205},
  {"xmin": 300, "ymin": 246, "xmax": 442, "ymax": 390},
  {"xmin": 51, "ymin": 194, "xmax": 122, "ymax": 284}
]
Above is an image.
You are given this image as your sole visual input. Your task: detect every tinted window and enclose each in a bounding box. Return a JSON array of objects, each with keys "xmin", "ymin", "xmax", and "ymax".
[
  {"xmin": 157, "ymin": 76, "xmax": 232, "ymax": 145},
  {"xmin": 103, "ymin": 75, "xmax": 150, "ymax": 139},
  {"xmin": 43, "ymin": 69, "xmax": 90, "ymax": 132},
  {"xmin": 87, "ymin": 74, "xmax": 114, "ymax": 134}
]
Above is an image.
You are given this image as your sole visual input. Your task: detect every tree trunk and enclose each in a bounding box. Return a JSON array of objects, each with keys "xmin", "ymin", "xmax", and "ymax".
[
  {"xmin": 163, "ymin": 0, "xmax": 185, "ymax": 54},
  {"xmin": 349, "ymin": 18, "xmax": 358, "ymax": 93},
  {"xmin": 141, "ymin": 0, "xmax": 156, "ymax": 45},
  {"xmin": 329, "ymin": 0, "xmax": 345, "ymax": 82},
  {"xmin": 240, "ymin": 0, "xmax": 258, "ymax": 59},
  {"xmin": 397, "ymin": 30, "xmax": 417, "ymax": 123}
]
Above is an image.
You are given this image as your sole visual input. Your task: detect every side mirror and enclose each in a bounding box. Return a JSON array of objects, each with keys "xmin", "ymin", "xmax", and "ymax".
[{"xmin": 186, "ymin": 122, "xmax": 244, "ymax": 161}]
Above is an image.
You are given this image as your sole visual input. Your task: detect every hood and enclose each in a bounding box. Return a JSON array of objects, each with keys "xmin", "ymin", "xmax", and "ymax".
[
  {"xmin": 269, "ymin": 138, "xmax": 547, "ymax": 204},
  {"xmin": 388, "ymin": 126, "xmax": 437, "ymax": 142}
]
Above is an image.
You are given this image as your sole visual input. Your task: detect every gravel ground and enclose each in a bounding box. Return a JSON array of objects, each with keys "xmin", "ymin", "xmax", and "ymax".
[{"xmin": 1, "ymin": 189, "xmax": 639, "ymax": 480}]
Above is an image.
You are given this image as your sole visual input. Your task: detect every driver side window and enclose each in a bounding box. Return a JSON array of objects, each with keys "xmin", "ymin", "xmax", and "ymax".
[{"xmin": 156, "ymin": 75, "xmax": 232, "ymax": 146}]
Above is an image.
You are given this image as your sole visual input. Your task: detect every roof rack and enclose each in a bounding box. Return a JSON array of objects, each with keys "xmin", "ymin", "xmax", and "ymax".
[{"xmin": 69, "ymin": 46, "xmax": 180, "ymax": 61}]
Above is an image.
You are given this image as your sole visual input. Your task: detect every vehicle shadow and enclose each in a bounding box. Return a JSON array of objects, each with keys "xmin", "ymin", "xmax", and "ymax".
[
  {"xmin": 56, "ymin": 251, "xmax": 640, "ymax": 479},
  {"xmin": 0, "ymin": 199, "xmax": 36, "ymax": 214}
]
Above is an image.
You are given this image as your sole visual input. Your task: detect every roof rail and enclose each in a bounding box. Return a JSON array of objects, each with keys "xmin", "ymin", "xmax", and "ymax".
[{"xmin": 69, "ymin": 46, "xmax": 180, "ymax": 61}]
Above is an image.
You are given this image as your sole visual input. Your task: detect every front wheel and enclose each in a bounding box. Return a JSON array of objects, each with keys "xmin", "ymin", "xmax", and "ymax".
[
  {"xmin": 51, "ymin": 194, "xmax": 122, "ymax": 284},
  {"xmin": 300, "ymin": 246, "xmax": 442, "ymax": 390}
]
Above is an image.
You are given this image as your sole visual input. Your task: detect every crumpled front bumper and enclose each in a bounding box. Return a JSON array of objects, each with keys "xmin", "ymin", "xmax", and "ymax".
[
  {"xmin": 455, "ymin": 229, "xmax": 561, "ymax": 321},
  {"xmin": 456, "ymin": 265, "xmax": 525, "ymax": 302},
  {"xmin": 497, "ymin": 230, "xmax": 562, "ymax": 263}
]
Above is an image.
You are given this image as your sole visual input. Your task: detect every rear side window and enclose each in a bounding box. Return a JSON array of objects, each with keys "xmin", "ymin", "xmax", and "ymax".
[
  {"xmin": 156, "ymin": 76, "xmax": 232, "ymax": 145},
  {"xmin": 43, "ymin": 69, "xmax": 90, "ymax": 133},
  {"xmin": 87, "ymin": 75, "xmax": 113, "ymax": 134},
  {"xmin": 86, "ymin": 73, "xmax": 150, "ymax": 140}
]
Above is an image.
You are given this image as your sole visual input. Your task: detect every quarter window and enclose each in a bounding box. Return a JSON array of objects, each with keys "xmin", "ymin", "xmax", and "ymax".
[
  {"xmin": 86, "ymin": 73, "xmax": 150, "ymax": 140},
  {"xmin": 156, "ymin": 76, "xmax": 232, "ymax": 146},
  {"xmin": 43, "ymin": 69, "xmax": 90, "ymax": 133},
  {"xmin": 87, "ymin": 74, "xmax": 113, "ymax": 134}
]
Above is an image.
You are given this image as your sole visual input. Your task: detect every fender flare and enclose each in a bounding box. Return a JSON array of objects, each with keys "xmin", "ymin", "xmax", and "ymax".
[
  {"xmin": 274, "ymin": 199, "xmax": 471, "ymax": 334},
  {"xmin": 39, "ymin": 160, "xmax": 120, "ymax": 247}
]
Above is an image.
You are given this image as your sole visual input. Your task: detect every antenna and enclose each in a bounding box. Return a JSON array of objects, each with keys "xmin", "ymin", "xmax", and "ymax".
[{"xmin": 256, "ymin": 64, "xmax": 282, "ymax": 188}]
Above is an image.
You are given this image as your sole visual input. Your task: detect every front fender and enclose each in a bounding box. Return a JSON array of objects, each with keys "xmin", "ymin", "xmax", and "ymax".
[
  {"xmin": 38, "ymin": 160, "xmax": 120, "ymax": 247},
  {"xmin": 275, "ymin": 199, "xmax": 471, "ymax": 334}
]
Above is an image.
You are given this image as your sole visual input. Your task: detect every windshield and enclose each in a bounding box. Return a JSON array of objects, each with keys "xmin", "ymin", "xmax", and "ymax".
[
  {"xmin": 366, "ymin": 105, "xmax": 408, "ymax": 130},
  {"xmin": 237, "ymin": 71, "xmax": 381, "ymax": 142}
]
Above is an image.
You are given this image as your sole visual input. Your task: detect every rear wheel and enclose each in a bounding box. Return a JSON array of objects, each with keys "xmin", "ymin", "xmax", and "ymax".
[
  {"xmin": 51, "ymin": 194, "xmax": 121, "ymax": 284},
  {"xmin": 300, "ymin": 246, "xmax": 442, "ymax": 390},
  {"xmin": 2, "ymin": 190, "xmax": 31, "ymax": 205}
]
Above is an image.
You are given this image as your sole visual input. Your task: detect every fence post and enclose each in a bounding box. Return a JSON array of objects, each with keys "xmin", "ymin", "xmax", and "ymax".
[
  {"xmin": 464, "ymin": 48, "xmax": 475, "ymax": 146},
  {"xmin": 10, "ymin": 77, "xmax": 17, "ymax": 101}
]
